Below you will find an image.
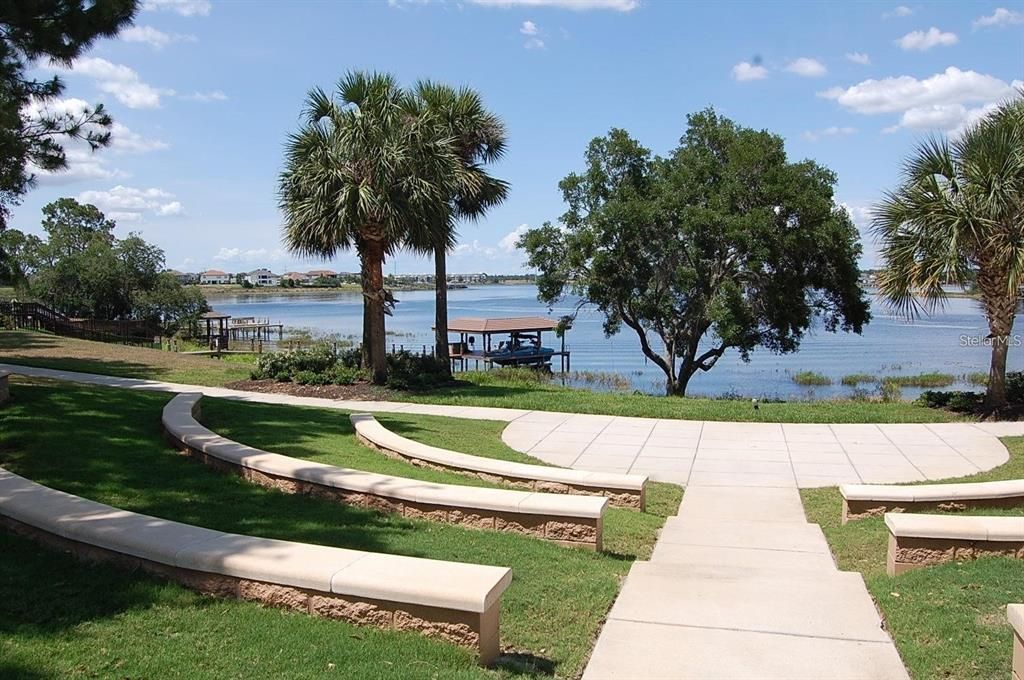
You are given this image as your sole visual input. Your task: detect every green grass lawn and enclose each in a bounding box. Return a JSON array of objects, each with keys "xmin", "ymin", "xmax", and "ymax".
[
  {"xmin": 0, "ymin": 380, "xmax": 680, "ymax": 678},
  {"xmin": 0, "ymin": 329, "xmax": 962, "ymax": 423},
  {"xmin": 199, "ymin": 397, "xmax": 682, "ymax": 559},
  {"xmin": 801, "ymin": 438, "xmax": 1024, "ymax": 680}
]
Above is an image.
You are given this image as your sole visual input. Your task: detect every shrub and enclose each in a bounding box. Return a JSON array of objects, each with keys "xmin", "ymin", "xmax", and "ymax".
[
  {"xmin": 792, "ymin": 371, "xmax": 831, "ymax": 386},
  {"xmin": 331, "ymin": 365, "xmax": 362, "ymax": 385},
  {"xmin": 386, "ymin": 351, "xmax": 451, "ymax": 390},
  {"xmin": 1008, "ymin": 371, "xmax": 1024, "ymax": 404},
  {"xmin": 251, "ymin": 344, "xmax": 338, "ymax": 381},
  {"xmin": 879, "ymin": 379, "xmax": 903, "ymax": 402},
  {"xmin": 293, "ymin": 370, "xmax": 332, "ymax": 386},
  {"xmin": 840, "ymin": 373, "xmax": 877, "ymax": 387},
  {"xmin": 917, "ymin": 389, "xmax": 984, "ymax": 413}
]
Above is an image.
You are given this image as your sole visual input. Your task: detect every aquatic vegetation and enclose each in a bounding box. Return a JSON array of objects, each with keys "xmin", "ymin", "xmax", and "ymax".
[
  {"xmin": 840, "ymin": 373, "xmax": 878, "ymax": 387},
  {"xmin": 792, "ymin": 371, "xmax": 832, "ymax": 386}
]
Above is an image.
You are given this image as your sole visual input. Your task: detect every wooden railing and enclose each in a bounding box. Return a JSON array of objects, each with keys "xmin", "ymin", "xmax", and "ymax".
[{"xmin": 0, "ymin": 301, "xmax": 159, "ymax": 346}]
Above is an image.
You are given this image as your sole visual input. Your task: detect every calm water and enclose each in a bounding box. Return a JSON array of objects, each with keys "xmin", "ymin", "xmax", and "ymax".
[{"xmin": 212, "ymin": 284, "xmax": 1023, "ymax": 399}]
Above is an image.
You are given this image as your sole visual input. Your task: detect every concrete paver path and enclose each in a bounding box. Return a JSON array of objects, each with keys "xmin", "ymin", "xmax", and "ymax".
[
  {"xmin": 583, "ymin": 485, "xmax": 911, "ymax": 679},
  {"xmin": 6, "ymin": 364, "xmax": 1022, "ymax": 678}
]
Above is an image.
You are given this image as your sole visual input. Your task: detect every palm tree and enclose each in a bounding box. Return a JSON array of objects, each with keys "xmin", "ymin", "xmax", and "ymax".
[
  {"xmin": 874, "ymin": 95, "xmax": 1024, "ymax": 409},
  {"xmin": 279, "ymin": 72, "xmax": 469, "ymax": 384},
  {"xmin": 411, "ymin": 82, "xmax": 509, "ymax": 373}
]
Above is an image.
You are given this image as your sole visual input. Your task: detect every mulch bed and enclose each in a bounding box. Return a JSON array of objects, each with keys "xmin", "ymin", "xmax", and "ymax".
[{"xmin": 223, "ymin": 379, "xmax": 397, "ymax": 401}]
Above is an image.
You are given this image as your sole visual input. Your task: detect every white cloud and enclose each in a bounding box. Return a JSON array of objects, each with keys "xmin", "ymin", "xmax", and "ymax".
[
  {"xmin": 31, "ymin": 148, "xmax": 128, "ymax": 185},
  {"xmin": 452, "ymin": 240, "xmax": 498, "ymax": 259},
  {"xmin": 731, "ymin": 61, "xmax": 768, "ymax": 81},
  {"xmin": 155, "ymin": 201, "xmax": 184, "ymax": 216},
  {"xmin": 845, "ymin": 52, "xmax": 871, "ymax": 65},
  {"xmin": 896, "ymin": 27, "xmax": 958, "ymax": 51},
  {"xmin": 142, "ymin": 0, "xmax": 211, "ymax": 17},
  {"xmin": 973, "ymin": 8, "xmax": 1024, "ymax": 29},
  {"xmin": 109, "ymin": 122, "xmax": 169, "ymax": 153},
  {"xmin": 213, "ymin": 247, "xmax": 289, "ymax": 264},
  {"xmin": 77, "ymin": 185, "xmax": 183, "ymax": 221},
  {"xmin": 802, "ymin": 126, "xmax": 857, "ymax": 142},
  {"xmin": 52, "ymin": 57, "xmax": 174, "ymax": 109},
  {"xmin": 524, "ymin": 37, "xmax": 546, "ymax": 49},
  {"xmin": 785, "ymin": 57, "xmax": 827, "ymax": 78},
  {"xmin": 520, "ymin": 20, "xmax": 538, "ymax": 34},
  {"xmin": 469, "ymin": 0, "xmax": 639, "ymax": 10},
  {"xmin": 120, "ymin": 25, "xmax": 197, "ymax": 49},
  {"xmin": 181, "ymin": 90, "xmax": 228, "ymax": 102},
  {"xmin": 498, "ymin": 224, "xmax": 531, "ymax": 253},
  {"xmin": 883, "ymin": 5, "xmax": 913, "ymax": 18},
  {"xmin": 819, "ymin": 67, "xmax": 1022, "ymax": 134}
]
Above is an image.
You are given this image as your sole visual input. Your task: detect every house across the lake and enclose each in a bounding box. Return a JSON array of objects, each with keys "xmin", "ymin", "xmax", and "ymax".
[
  {"xmin": 282, "ymin": 271, "xmax": 312, "ymax": 285},
  {"xmin": 199, "ymin": 269, "xmax": 231, "ymax": 285},
  {"xmin": 306, "ymin": 269, "xmax": 338, "ymax": 280},
  {"xmin": 245, "ymin": 268, "xmax": 281, "ymax": 287}
]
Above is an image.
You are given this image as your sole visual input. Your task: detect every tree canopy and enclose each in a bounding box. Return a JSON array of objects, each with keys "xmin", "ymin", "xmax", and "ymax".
[
  {"xmin": 279, "ymin": 71, "xmax": 481, "ymax": 383},
  {"xmin": 4, "ymin": 198, "xmax": 206, "ymax": 331},
  {"xmin": 520, "ymin": 109, "xmax": 870, "ymax": 396},
  {"xmin": 0, "ymin": 0, "xmax": 137, "ymax": 230},
  {"xmin": 874, "ymin": 94, "xmax": 1024, "ymax": 409}
]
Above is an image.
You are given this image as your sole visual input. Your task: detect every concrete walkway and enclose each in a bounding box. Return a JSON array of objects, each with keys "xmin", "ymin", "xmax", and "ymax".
[
  {"xmin": 4, "ymin": 364, "xmax": 1022, "ymax": 488},
  {"xmin": 583, "ymin": 485, "xmax": 911, "ymax": 679}
]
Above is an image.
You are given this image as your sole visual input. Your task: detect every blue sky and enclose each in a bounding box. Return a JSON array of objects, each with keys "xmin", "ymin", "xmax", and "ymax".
[{"xmin": 12, "ymin": 0, "xmax": 1024, "ymax": 275}]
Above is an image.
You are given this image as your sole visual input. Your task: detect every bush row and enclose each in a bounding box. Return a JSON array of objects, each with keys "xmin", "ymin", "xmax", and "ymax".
[{"xmin": 250, "ymin": 345, "xmax": 451, "ymax": 390}]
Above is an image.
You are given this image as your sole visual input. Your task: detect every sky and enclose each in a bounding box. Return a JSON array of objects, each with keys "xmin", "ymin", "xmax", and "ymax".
[{"xmin": 11, "ymin": 0, "xmax": 1024, "ymax": 275}]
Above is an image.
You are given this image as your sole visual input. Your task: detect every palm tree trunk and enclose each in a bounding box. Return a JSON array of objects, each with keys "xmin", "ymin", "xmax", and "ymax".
[
  {"xmin": 434, "ymin": 243, "xmax": 451, "ymax": 376},
  {"xmin": 361, "ymin": 238, "xmax": 389, "ymax": 385},
  {"xmin": 979, "ymin": 267, "xmax": 1017, "ymax": 410}
]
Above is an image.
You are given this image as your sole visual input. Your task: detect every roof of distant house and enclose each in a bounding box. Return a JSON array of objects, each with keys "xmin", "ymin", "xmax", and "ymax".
[
  {"xmin": 201, "ymin": 269, "xmax": 227, "ymax": 276},
  {"xmin": 283, "ymin": 271, "xmax": 310, "ymax": 278},
  {"xmin": 447, "ymin": 317, "xmax": 560, "ymax": 333},
  {"xmin": 307, "ymin": 269, "xmax": 337, "ymax": 276}
]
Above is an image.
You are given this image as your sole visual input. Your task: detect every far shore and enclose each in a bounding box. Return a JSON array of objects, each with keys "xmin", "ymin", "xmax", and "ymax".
[{"xmin": 194, "ymin": 279, "xmax": 537, "ymax": 300}]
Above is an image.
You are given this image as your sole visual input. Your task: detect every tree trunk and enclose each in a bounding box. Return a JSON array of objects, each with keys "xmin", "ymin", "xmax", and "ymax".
[
  {"xmin": 978, "ymin": 266, "xmax": 1017, "ymax": 411},
  {"xmin": 360, "ymin": 254, "xmax": 371, "ymax": 371},
  {"xmin": 434, "ymin": 243, "xmax": 451, "ymax": 375},
  {"xmin": 361, "ymin": 239, "xmax": 389, "ymax": 385}
]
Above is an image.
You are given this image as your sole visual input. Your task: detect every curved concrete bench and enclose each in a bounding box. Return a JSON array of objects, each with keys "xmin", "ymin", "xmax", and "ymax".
[
  {"xmin": 0, "ymin": 467, "xmax": 511, "ymax": 663},
  {"xmin": 1010, "ymin": 604, "xmax": 1023, "ymax": 680},
  {"xmin": 885, "ymin": 513, "xmax": 1024, "ymax": 576},
  {"xmin": 842, "ymin": 480, "xmax": 1024, "ymax": 523},
  {"xmin": 0, "ymin": 369, "xmax": 10, "ymax": 405},
  {"xmin": 164, "ymin": 394, "xmax": 606, "ymax": 550},
  {"xmin": 351, "ymin": 413, "xmax": 648, "ymax": 510}
]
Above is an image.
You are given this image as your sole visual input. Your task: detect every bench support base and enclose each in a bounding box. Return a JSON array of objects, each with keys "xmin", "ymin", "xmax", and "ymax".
[
  {"xmin": 0, "ymin": 515, "xmax": 502, "ymax": 665},
  {"xmin": 168, "ymin": 431, "xmax": 602, "ymax": 551},
  {"xmin": 357, "ymin": 431, "xmax": 645, "ymax": 511},
  {"xmin": 845, "ymin": 497, "xmax": 1024, "ymax": 523},
  {"xmin": 886, "ymin": 533, "xmax": 1024, "ymax": 576}
]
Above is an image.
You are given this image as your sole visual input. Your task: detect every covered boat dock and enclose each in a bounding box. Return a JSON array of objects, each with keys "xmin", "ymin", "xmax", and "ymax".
[{"xmin": 446, "ymin": 316, "xmax": 570, "ymax": 372}]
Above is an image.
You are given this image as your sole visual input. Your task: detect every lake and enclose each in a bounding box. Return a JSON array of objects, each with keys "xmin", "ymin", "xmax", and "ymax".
[{"xmin": 210, "ymin": 284, "xmax": 1024, "ymax": 399}]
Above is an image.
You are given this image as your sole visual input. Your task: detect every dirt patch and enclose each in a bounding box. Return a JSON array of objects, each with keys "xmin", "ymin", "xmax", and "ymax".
[{"xmin": 224, "ymin": 378, "xmax": 399, "ymax": 401}]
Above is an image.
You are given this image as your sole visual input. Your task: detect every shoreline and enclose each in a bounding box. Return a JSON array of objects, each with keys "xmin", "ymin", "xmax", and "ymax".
[{"xmin": 195, "ymin": 280, "xmax": 536, "ymax": 300}]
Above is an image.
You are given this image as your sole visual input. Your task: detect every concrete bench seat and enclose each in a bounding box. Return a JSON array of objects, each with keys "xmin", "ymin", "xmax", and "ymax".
[
  {"xmin": 351, "ymin": 413, "xmax": 648, "ymax": 510},
  {"xmin": 884, "ymin": 512, "xmax": 1024, "ymax": 575},
  {"xmin": 164, "ymin": 394, "xmax": 606, "ymax": 549},
  {"xmin": 1010, "ymin": 604, "xmax": 1023, "ymax": 680},
  {"xmin": 0, "ymin": 467, "xmax": 511, "ymax": 663},
  {"xmin": 841, "ymin": 480, "xmax": 1024, "ymax": 523}
]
